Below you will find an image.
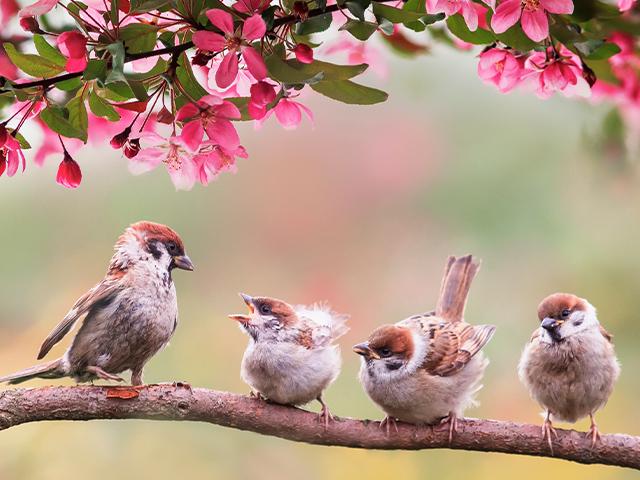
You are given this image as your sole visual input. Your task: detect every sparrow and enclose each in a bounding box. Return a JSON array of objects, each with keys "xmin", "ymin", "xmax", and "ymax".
[
  {"xmin": 0, "ymin": 221, "xmax": 194, "ymax": 386},
  {"xmin": 518, "ymin": 293, "xmax": 620, "ymax": 449},
  {"xmin": 229, "ymin": 293, "xmax": 348, "ymax": 426},
  {"xmin": 354, "ymin": 255, "xmax": 496, "ymax": 440}
]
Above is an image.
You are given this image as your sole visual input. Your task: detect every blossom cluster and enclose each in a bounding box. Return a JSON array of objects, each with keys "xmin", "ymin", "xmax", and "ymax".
[{"xmin": 0, "ymin": 0, "xmax": 639, "ymax": 189}]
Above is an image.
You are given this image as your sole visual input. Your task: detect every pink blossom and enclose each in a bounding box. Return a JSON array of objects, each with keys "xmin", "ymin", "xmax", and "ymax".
[
  {"xmin": 619, "ymin": 0, "xmax": 635, "ymax": 11},
  {"xmin": 192, "ymin": 10, "xmax": 267, "ymax": 88},
  {"xmin": 293, "ymin": 44, "xmax": 314, "ymax": 64},
  {"xmin": 200, "ymin": 57, "xmax": 255, "ymax": 97},
  {"xmin": 478, "ymin": 47, "xmax": 524, "ymax": 92},
  {"xmin": 427, "ymin": 0, "xmax": 487, "ymax": 31},
  {"xmin": 491, "ymin": 0, "xmax": 574, "ymax": 42},
  {"xmin": 176, "ymin": 94, "xmax": 241, "ymax": 151},
  {"xmin": 57, "ymin": 31, "xmax": 88, "ymax": 73},
  {"xmin": 56, "ymin": 151, "xmax": 82, "ymax": 188},
  {"xmin": 248, "ymin": 81, "xmax": 277, "ymax": 119},
  {"xmin": 233, "ymin": 0, "xmax": 270, "ymax": 14},
  {"xmin": 259, "ymin": 97, "xmax": 313, "ymax": 130},
  {"xmin": 0, "ymin": 134, "xmax": 26, "ymax": 177},
  {"xmin": 19, "ymin": 0, "xmax": 57, "ymax": 17},
  {"xmin": 193, "ymin": 142, "xmax": 248, "ymax": 185},
  {"xmin": 129, "ymin": 133, "xmax": 198, "ymax": 190},
  {"xmin": 1, "ymin": 0, "xmax": 19, "ymax": 22},
  {"xmin": 524, "ymin": 45, "xmax": 590, "ymax": 98}
]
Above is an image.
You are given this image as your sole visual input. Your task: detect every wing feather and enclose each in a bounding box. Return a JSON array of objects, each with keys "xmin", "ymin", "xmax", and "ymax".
[{"xmin": 37, "ymin": 280, "xmax": 123, "ymax": 359}]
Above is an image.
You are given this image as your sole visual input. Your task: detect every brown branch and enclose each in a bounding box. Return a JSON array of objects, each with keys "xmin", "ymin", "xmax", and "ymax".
[{"xmin": 0, "ymin": 385, "xmax": 638, "ymax": 470}]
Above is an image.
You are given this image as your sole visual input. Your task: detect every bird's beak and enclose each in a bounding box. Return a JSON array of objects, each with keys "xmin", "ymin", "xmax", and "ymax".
[
  {"xmin": 353, "ymin": 342, "xmax": 380, "ymax": 360},
  {"xmin": 541, "ymin": 317, "xmax": 563, "ymax": 331},
  {"xmin": 228, "ymin": 314, "xmax": 251, "ymax": 324},
  {"xmin": 240, "ymin": 293, "xmax": 255, "ymax": 313},
  {"xmin": 172, "ymin": 255, "xmax": 194, "ymax": 271}
]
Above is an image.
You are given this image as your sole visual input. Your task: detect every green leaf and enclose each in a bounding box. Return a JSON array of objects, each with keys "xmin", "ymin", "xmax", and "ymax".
[
  {"xmin": 574, "ymin": 40, "xmax": 621, "ymax": 60},
  {"xmin": 11, "ymin": 130, "xmax": 31, "ymax": 149},
  {"xmin": 339, "ymin": 19, "xmax": 378, "ymax": 41},
  {"xmin": 39, "ymin": 106, "xmax": 86, "ymax": 141},
  {"xmin": 33, "ymin": 35, "xmax": 66, "ymax": 67},
  {"xmin": 495, "ymin": 24, "xmax": 538, "ymax": 51},
  {"xmin": 126, "ymin": 59, "xmax": 168, "ymax": 81},
  {"xmin": 584, "ymin": 58, "xmax": 619, "ymax": 85},
  {"xmin": 105, "ymin": 42, "xmax": 127, "ymax": 84},
  {"xmin": 373, "ymin": 3, "xmax": 443, "ymax": 26},
  {"xmin": 83, "ymin": 59, "xmax": 108, "ymax": 82},
  {"xmin": 446, "ymin": 14, "xmax": 495, "ymax": 44},
  {"xmin": 3, "ymin": 43, "xmax": 65, "ymax": 78},
  {"xmin": 175, "ymin": 53, "xmax": 207, "ymax": 104},
  {"xmin": 227, "ymin": 97, "xmax": 253, "ymax": 121},
  {"xmin": 89, "ymin": 89, "xmax": 121, "ymax": 121},
  {"xmin": 66, "ymin": 95, "xmax": 89, "ymax": 142},
  {"xmin": 310, "ymin": 79, "xmax": 388, "ymax": 104},
  {"xmin": 56, "ymin": 77, "xmax": 83, "ymax": 91},
  {"xmin": 130, "ymin": 0, "xmax": 171, "ymax": 13},
  {"xmin": 118, "ymin": 23, "xmax": 158, "ymax": 54},
  {"xmin": 295, "ymin": 13, "xmax": 332, "ymax": 35},
  {"xmin": 266, "ymin": 54, "xmax": 368, "ymax": 84},
  {"xmin": 345, "ymin": 0, "xmax": 370, "ymax": 21}
]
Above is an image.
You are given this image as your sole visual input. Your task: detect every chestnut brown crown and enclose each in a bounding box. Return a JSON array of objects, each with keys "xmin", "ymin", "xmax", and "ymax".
[
  {"xmin": 537, "ymin": 293, "xmax": 588, "ymax": 322},
  {"xmin": 366, "ymin": 325, "xmax": 415, "ymax": 360}
]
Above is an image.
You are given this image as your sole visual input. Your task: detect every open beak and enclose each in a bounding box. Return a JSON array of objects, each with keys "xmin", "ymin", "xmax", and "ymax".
[
  {"xmin": 240, "ymin": 293, "xmax": 255, "ymax": 313},
  {"xmin": 353, "ymin": 342, "xmax": 380, "ymax": 360},
  {"xmin": 172, "ymin": 255, "xmax": 194, "ymax": 271},
  {"xmin": 228, "ymin": 314, "xmax": 251, "ymax": 324}
]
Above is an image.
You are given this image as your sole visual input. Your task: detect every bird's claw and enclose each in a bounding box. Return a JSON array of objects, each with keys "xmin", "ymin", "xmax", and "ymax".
[
  {"xmin": 439, "ymin": 412, "xmax": 458, "ymax": 445},
  {"xmin": 587, "ymin": 415, "xmax": 601, "ymax": 448},
  {"xmin": 542, "ymin": 418, "xmax": 558, "ymax": 455},
  {"xmin": 317, "ymin": 405, "xmax": 333, "ymax": 430},
  {"xmin": 379, "ymin": 416, "xmax": 399, "ymax": 436},
  {"xmin": 87, "ymin": 366, "xmax": 125, "ymax": 384}
]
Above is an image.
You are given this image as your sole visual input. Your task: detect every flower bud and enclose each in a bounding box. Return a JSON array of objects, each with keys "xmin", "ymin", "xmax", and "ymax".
[
  {"xmin": 19, "ymin": 16, "xmax": 42, "ymax": 33},
  {"xmin": 56, "ymin": 152, "xmax": 82, "ymax": 188},
  {"xmin": 110, "ymin": 126, "xmax": 131, "ymax": 149},
  {"xmin": 292, "ymin": 44, "xmax": 313, "ymax": 64},
  {"xmin": 124, "ymin": 138, "xmax": 141, "ymax": 158},
  {"xmin": 292, "ymin": 1, "xmax": 309, "ymax": 21},
  {"xmin": 0, "ymin": 124, "xmax": 7, "ymax": 147},
  {"xmin": 192, "ymin": 50, "xmax": 213, "ymax": 66}
]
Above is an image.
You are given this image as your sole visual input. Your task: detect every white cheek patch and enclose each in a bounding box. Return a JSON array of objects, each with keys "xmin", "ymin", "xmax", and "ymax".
[{"xmin": 405, "ymin": 330, "xmax": 427, "ymax": 374}]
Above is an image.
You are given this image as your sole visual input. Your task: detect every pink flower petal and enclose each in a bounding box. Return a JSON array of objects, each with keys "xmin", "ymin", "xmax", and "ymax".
[
  {"xmin": 460, "ymin": 1, "xmax": 479, "ymax": 31},
  {"xmin": 521, "ymin": 7, "xmax": 549, "ymax": 42},
  {"xmin": 18, "ymin": 0, "xmax": 57, "ymax": 17},
  {"xmin": 241, "ymin": 46, "xmax": 267, "ymax": 80},
  {"xmin": 65, "ymin": 56, "xmax": 87, "ymax": 73},
  {"xmin": 274, "ymin": 99, "xmax": 302, "ymax": 129},
  {"xmin": 216, "ymin": 52, "xmax": 239, "ymax": 88},
  {"xmin": 490, "ymin": 0, "xmax": 521, "ymax": 33},
  {"xmin": 192, "ymin": 31, "xmax": 226, "ymax": 52},
  {"xmin": 204, "ymin": 119, "xmax": 240, "ymax": 149},
  {"xmin": 242, "ymin": 14, "xmax": 266, "ymax": 41},
  {"xmin": 176, "ymin": 102, "xmax": 199, "ymax": 121},
  {"xmin": 56, "ymin": 155, "xmax": 82, "ymax": 188},
  {"xmin": 181, "ymin": 120, "xmax": 204, "ymax": 152},
  {"xmin": 206, "ymin": 9, "xmax": 234, "ymax": 34},
  {"xmin": 540, "ymin": 0, "xmax": 573, "ymax": 14},
  {"xmin": 293, "ymin": 44, "xmax": 314, "ymax": 64}
]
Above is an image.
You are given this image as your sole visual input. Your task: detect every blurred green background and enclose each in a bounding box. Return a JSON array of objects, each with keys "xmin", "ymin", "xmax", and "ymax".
[{"xmin": 1, "ymin": 46, "xmax": 639, "ymax": 479}]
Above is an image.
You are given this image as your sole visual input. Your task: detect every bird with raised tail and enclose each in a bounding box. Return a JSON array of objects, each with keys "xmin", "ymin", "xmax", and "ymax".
[
  {"xmin": 229, "ymin": 294, "xmax": 349, "ymax": 426},
  {"xmin": 518, "ymin": 293, "xmax": 620, "ymax": 450},
  {"xmin": 0, "ymin": 221, "xmax": 194, "ymax": 386},
  {"xmin": 354, "ymin": 255, "xmax": 496, "ymax": 440}
]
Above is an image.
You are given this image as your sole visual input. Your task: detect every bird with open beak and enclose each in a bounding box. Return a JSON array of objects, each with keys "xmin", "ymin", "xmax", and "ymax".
[
  {"xmin": 0, "ymin": 221, "xmax": 194, "ymax": 386},
  {"xmin": 229, "ymin": 293, "xmax": 348, "ymax": 426},
  {"xmin": 354, "ymin": 255, "xmax": 496, "ymax": 440},
  {"xmin": 518, "ymin": 293, "xmax": 620, "ymax": 450}
]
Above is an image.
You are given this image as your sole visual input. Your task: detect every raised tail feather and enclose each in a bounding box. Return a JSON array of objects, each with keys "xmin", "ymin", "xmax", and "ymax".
[
  {"xmin": 0, "ymin": 359, "xmax": 65, "ymax": 385},
  {"xmin": 436, "ymin": 255, "xmax": 480, "ymax": 322}
]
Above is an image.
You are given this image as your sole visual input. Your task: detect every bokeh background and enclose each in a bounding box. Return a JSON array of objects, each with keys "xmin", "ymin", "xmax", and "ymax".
[{"xmin": 1, "ymin": 44, "xmax": 639, "ymax": 479}]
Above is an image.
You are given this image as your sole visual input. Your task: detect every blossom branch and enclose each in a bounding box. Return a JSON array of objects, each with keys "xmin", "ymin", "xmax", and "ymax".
[{"xmin": 0, "ymin": 385, "xmax": 638, "ymax": 470}]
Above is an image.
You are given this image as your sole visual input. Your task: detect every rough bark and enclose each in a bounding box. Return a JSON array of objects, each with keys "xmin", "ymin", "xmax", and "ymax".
[{"xmin": 0, "ymin": 385, "xmax": 638, "ymax": 469}]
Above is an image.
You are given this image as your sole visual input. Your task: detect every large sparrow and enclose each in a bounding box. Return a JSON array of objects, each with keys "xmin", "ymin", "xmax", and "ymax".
[
  {"xmin": 518, "ymin": 293, "xmax": 620, "ymax": 449},
  {"xmin": 0, "ymin": 221, "xmax": 194, "ymax": 386},
  {"xmin": 354, "ymin": 255, "xmax": 495, "ymax": 439},
  {"xmin": 229, "ymin": 294, "xmax": 348, "ymax": 425}
]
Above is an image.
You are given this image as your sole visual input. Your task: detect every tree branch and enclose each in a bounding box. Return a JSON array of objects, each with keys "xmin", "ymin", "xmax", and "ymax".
[{"xmin": 0, "ymin": 385, "xmax": 637, "ymax": 470}]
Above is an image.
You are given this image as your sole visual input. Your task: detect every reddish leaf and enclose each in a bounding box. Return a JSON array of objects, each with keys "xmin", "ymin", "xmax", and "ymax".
[{"xmin": 114, "ymin": 100, "xmax": 149, "ymax": 113}]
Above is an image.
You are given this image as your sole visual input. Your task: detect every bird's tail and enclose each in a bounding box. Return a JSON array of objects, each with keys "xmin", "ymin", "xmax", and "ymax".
[
  {"xmin": 0, "ymin": 358, "xmax": 66, "ymax": 385},
  {"xmin": 435, "ymin": 255, "xmax": 481, "ymax": 322}
]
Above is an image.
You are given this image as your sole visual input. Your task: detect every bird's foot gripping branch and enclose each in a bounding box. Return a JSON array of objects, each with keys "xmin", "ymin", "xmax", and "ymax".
[
  {"xmin": 0, "ymin": 385, "xmax": 639, "ymax": 470},
  {"xmin": 1, "ymin": 0, "xmax": 640, "ymax": 188}
]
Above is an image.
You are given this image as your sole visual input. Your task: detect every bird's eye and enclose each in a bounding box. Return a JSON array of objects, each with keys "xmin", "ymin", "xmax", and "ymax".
[
  {"xmin": 379, "ymin": 348, "xmax": 393, "ymax": 358},
  {"xmin": 561, "ymin": 309, "xmax": 571, "ymax": 319},
  {"xmin": 259, "ymin": 304, "xmax": 272, "ymax": 315},
  {"xmin": 167, "ymin": 242, "xmax": 177, "ymax": 253}
]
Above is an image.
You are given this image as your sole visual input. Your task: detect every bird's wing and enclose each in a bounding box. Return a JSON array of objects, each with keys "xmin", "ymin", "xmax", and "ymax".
[
  {"xmin": 599, "ymin": 324, "xmax": 613, "ymax": 343},
  {"xmin": 37, "ymin": 279, "xmax": 124, "ymax": 359},
  {"xmin": 296, "ymin": 303, "xmax": 349, "ymax": 348},
  {"xmin": 418, "ymin": 318, "xmax": 496, "ymax": 377}
]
